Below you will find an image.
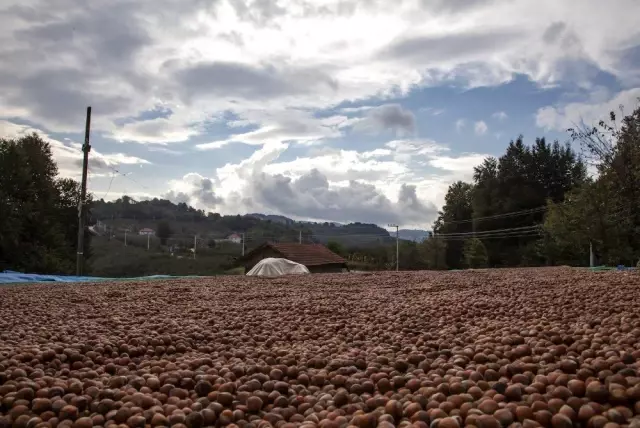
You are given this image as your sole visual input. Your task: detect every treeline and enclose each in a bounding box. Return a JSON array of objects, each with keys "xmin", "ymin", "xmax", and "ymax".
[
  {"xmin": 93, "ymin": 198, "xmax": 312, "ymax": 240},
  {"xmin": 421, "ymin": 105, "xmax": 640, "ymax": 269},
  {"xmin": 0, "ymin": 134, "xmax": 91, "ymax": 274}
]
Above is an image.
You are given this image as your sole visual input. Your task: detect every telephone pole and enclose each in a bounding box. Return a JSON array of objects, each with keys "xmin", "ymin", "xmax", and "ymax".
[
  {"xmin": 194, "ymin": 235, "xmax": 197, "ymax": 259},
  {"xmin": 388, "ymin": 224, "xmax": 399, "ymax": 271},
  {"xmin": 299, "ymin": 230, "xmax": 302, "ymax": 244},
  {"xmin": 76, "ymin": 106, "xmax": 92, "ymax": 276},
  {"xmin": 241, "ymin": 233, "xmax": 245, "ymax": 256}
]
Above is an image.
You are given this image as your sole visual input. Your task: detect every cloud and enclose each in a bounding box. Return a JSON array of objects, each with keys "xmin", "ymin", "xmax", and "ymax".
[
  {"xmin": 455, "ymin": 119, "xmax": 466, "ymax": 132},
  {"xmin": 0, "ymin": 120, "xmax": 150, "ymax": 178},
  {"xmin": 2, "ymin": 0, "xmax": 638, "ymax": 144},
  {"xmin": 382, "ymin": 28, "xmax": 523, "ymax": 66},
  {"xmin": 170, "ymin": 61, "xmax": 339, "ymax": 104},
  {"xmin": 111, "ymin": 118, "xmax": 200, "ymax": 145},
  {"xmin": 249, "ymin": 169, "xmax": 437, "ymax": 226},
  {"xmin": 353, "ymin": 104, "xmax": 416, "ymax": 136},
  {"xmin": 196, "ymin": 110, "xmax": 347, "ymax": 150},
  {"xmin": 492, "ymin": 111, "xmax": 508, "ymax": 121},
  {"xmin": 535, "ymin": 88, "xmax": 640, "ymax": 131},
  {"xmin": 166, "ymin": 173, "xmax": 223, "ymax": 208},
  {"xmin": 474, "ymin": 121, "xmax": 488, "ymax": 135},
  {"xmin": 164, "ymin": 137, "xmax": 492, "ymax": 228}
]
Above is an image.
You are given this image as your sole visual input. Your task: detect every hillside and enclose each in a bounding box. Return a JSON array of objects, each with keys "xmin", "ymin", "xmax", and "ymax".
[
  {"xmin": 87, "ymin": 196, "xmax": 404, "ymax": 276},
  {"xmin": 91, "ymin": 197, "xmax": 395, "ymax": 248}
]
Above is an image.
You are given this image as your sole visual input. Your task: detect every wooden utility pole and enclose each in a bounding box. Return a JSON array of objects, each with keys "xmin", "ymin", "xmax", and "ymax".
[
  {"xmin": 194, "ymin": 235, "xmax": 197, "ymax": 259},
  {"xmin": 388, "ymin": 224, "xmax": 399, "ymax": 271},
  {"xmin": 76, "ymin": 107, "xmax": 92, "ymax": 276}
]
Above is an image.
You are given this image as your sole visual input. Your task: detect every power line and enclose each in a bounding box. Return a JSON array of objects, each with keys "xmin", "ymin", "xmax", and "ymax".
[
  {"xmin": 441, "ymin": 206, "xmax": 548, "ymax": 225},
  {"xmin": 434, "ymin": 225, "xmax": 541, "ymax": 238}
]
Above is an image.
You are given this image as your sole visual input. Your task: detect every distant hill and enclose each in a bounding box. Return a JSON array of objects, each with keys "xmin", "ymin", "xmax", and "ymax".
[
  {"xmin": 92, "ymin": 197, "xmax": 393, "ymax": 249},
  {"xmin": 247, "ymin": 213, "xmax": 296, "ymax": 226},
  {"xmin": 398, "ymin": 229, "xmax": 430, "ymax": 242}
]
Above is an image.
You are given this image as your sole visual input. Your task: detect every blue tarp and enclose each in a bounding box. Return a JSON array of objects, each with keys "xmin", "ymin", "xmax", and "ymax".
[{"xmin": 0, "ymin": 270, "xmax": 180, "ymax": 284}]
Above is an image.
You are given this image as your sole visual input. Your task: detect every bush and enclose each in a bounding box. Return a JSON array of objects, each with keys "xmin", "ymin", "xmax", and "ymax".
[{"xmin": 464, "ymin": 238, "xmax": 489, "ymax": 269}]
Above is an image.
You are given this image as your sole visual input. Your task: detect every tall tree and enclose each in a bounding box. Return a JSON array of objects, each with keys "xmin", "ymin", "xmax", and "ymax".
[
  {"xmin": 560, "ymin": 104, "xmax": 640, "ymax": 265},
  {"xmin": 434, "ymin": 136, "xmax": 586, "ymax": 268},
  {"xmin": 0, "ymin": 133, "xmax": 89, "ymax": 273},
  {"xmin": 434, "ymin": 181, "xmax": 474, "ymax": 268}
]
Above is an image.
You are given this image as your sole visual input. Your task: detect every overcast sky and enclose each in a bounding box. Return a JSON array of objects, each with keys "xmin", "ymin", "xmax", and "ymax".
[{"xmin": 1, "ymin": 0, "xmax": 639, "ymax": 229}]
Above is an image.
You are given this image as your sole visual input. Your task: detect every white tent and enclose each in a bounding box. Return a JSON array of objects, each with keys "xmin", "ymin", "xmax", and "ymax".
[{"xmin": 246, "ymin": 257, "xmax": 310, "ymax": 276}]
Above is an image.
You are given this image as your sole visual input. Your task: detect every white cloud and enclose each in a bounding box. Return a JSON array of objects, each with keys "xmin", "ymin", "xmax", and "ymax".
[
  {"xmin": 535, "ymin": 88, "xmax": 640, "ymax": 131},
  {"xmin": 162, "ymin": 138, "xmax": 491, "ymax": 228},
  {"xmin": 0, "ymin": 120, "xmax": 150, "ymax": 178},
  {"xmin": 492, "ymin": 111, "xmax": 508, "ymax": 121},
  {"xmin": 111, "ymin": 118, "xmax": 200, "ymax": 145},
  {"xmin": 3, "ymin": 0, "xmax": 640, "ymax": 225},
  {"xmin": 474, "ymin": 121, "xmax": 488, "ymax": 135},
  {"xmin": 196, "ymin": 110, "xmax": 347, "ymax": 150},
  {"xmin": 1, "ymin": 0, "xmax": 638, "ymax": 145}
]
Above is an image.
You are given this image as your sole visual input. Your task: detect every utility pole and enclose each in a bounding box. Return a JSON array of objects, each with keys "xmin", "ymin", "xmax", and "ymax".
[
  {"xmin": 124, "ymin": 230, "xmax": 128, "ymax": 246},
  {"xmin": 76, "ymin": 106, "xmax": 92, "ymax": 276},
  {"xmin": 147, "ymin": 233, "xmax": 150, "ymax": 251},
  {"xmin": 241, "ymin": 233, "xmax": 245, "ymax": 256},
  {"xmin": 590, "ymin": 241, "xmax": 594, "ymax": 268},
  {"xmin": 299, "ymin": 230, "xmax": 302, "ymax": 244},
  {"xmin": 194, "ymin": 235, "xmax": 197, "ymax": 259},
  {"xmin": 388, "ymin": 224, "xmax": 399, "ymax": 271}
]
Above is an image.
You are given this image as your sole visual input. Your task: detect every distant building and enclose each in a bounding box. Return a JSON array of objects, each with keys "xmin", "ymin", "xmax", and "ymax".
[
  {"xmin": 228, "ymin": 233, "xmax": 242, "ymax": 244},
  {"xmin": 139, "ymin": 228, "xmax": 155, "ymax": 236},
  {"xmin": 238, "ymin": 242, "xmax": 348, "ymax": 274}
]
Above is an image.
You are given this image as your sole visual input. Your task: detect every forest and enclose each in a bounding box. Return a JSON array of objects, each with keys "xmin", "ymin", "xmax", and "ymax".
[{"xmin": 422, "ymin": 104, "xmax": 640, "ymax": 269}]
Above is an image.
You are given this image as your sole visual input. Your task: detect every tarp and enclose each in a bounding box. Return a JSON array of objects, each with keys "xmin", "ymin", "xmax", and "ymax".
[
  {"xmin": 246, "ymin": 258, "xmax": 310, "ymax": 276},
  {"xmin": 0, "ymin": 270, "xmax": 193, "ymax": 284}
]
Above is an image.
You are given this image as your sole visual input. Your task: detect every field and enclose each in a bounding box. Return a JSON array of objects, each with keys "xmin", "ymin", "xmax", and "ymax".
[{"xmin": 1, "ymin": 267, "xmax": 640, "ymax": 428}]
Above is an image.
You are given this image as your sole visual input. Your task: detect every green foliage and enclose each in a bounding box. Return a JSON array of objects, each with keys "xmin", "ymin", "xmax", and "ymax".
[
  {"xmin": 434, "ymin": 181, "xmax": 474, "ymax": 269},
  {"xmin": 156, "ymin": 220, "xmax": 172, "ymax": 245},
  {"xmin": 434, "ymin": 136, "xmax": 587, "ymax": 268},
  {"xmin": 0, "ymin": 133, "xmax": 91, "ymax": 274},
  {"xmin": 89, "ymin": 238, "xmax": 232, "ymax": 277},
  {"xmin": 420, "ymin": 236, "xmax": 447, "ymax": 270},
  {"xmin": 327, "ymin": 240, "xmax": 345, "ymax": 256},
  {"xmin": 463, "ymin": 238, "xmax": 488, "ymax": 268}
]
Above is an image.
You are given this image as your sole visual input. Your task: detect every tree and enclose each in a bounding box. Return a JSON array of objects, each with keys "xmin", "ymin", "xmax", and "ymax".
[
  {"xmin": 327, "ymin": 240, "xmax": 345, "ymax": 257},
  {"xmin": 434, "ymin": 136, "xmax": 587, "ymax": 268},
  {"xmin": 434, "ymin": 181, "xmax": 474, "ymax": 269},
  {"xmin": 463, "ymin": 238, "xmax": 488, "ymax": 268},
  {"xmin": 0, "ymin": 133, "xmax": 88, "ymax": 273},
  {"xmin": 568, "ymin": 104, "xmax": 640, "ymax": 264},
  {"xmin": 156, "ymin": 221, "xmax": 173, "ymax": 245},
  {"xmin": 420, "ymin": 235, "xmax": 447, "ymax": 270}
]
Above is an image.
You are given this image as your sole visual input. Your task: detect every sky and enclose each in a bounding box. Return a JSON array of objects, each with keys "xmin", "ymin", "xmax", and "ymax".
[{"xmin": 1, "ymin": 0, "xmax": 640, "ymax": 230}]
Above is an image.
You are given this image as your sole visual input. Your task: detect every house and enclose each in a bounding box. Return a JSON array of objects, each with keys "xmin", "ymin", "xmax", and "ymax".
[
  {"xmin": 139, "ymin": 228, "xmax": 155, "ymax": 236},
  {"xmin": 228, "ymin": 233, "xmax": 242, "ymax": 244},
  {"xmin": 238, "ymin": 242, "xmax": 348, "ymax": 274}
]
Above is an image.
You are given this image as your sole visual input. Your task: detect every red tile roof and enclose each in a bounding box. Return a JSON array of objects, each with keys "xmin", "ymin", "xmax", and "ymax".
[{"xmin": 250, "ymin": 242, "xmax": 346, "ymax": 266}]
